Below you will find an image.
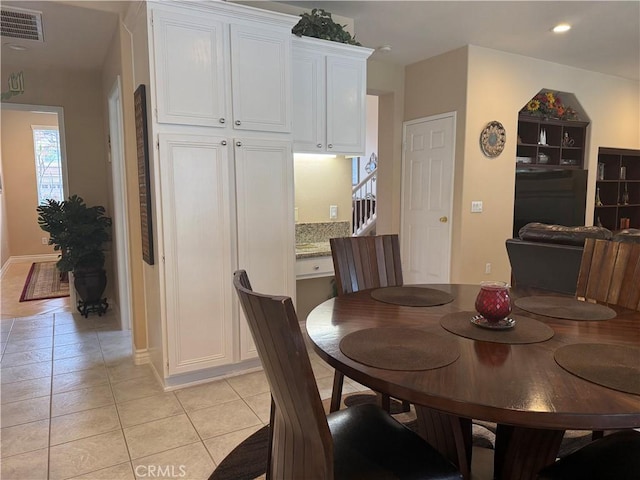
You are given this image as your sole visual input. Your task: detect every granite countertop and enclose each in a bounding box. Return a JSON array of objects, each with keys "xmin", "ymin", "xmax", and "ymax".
[{"xmin": 295, "ymin": 241, "xmax": 331, "ymax": 259}]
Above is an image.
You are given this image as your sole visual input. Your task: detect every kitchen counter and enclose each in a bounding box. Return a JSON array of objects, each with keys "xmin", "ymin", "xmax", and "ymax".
[{"xmin": 295, "ymin": 241, "xmax": 331, "ymax": 259}]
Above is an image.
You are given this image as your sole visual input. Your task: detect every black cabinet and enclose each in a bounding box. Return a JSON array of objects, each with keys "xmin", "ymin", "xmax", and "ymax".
[
  {"xmin": 516, "ymin": 114, "xmax": 589, "ymax": 169},
  {"xmin": 594, "ymin": 147, "xmax": 640, "ymax": 231}
]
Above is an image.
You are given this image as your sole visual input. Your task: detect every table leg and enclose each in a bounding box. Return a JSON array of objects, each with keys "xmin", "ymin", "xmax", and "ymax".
[
  {"xmin": 494, "ymin": 424, "xmax": 565, "ymax": 480},
  {"xmin": 414, "ymin": 405, "xmax": 472, "ymax": 479}
]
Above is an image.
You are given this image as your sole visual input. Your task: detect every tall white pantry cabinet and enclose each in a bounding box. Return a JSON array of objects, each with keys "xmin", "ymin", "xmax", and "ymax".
[{"xmin": 127, "ymin": 0, "xmax": 298, "ymax": 387}]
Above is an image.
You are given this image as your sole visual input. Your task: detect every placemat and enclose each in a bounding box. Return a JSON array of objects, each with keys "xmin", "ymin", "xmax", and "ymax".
[
  {"xmin": 515, "ymin": 296, "xmax": 616, "ymax": 321},
  {"xmin": 339, "ymin": 327, "xmax": 460, "ymax": 371},
  {"xmin": 370, "ymin": 286, "xmax": 455, "ymax": 307},
  {"xmin": 554, "ymin": 343, "xmax": 640, "ymax": 395},
  {"xmin": 440, "ymin": 311, "xmax": 554, "ymax": 344}
]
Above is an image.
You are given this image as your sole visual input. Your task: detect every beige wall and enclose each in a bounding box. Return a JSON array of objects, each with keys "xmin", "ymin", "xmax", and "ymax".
[
  {"xmin": 404, "ymin": 47, "xmax": 469, "ymax": 281},
  {"xmin": 0, "ymin": 109, "xmax": 59, "ymax": 259},
  {"xmin": 2, "ymin": 66, "xmax": 112, "ymax": 295},
  {"xmin": 403, "ymin": 45, "xmax": 640, "ymax": 285},
  {"xmin": 0, "ymin": 147, "xmax": 8, "ymax": 267},
  {"xmin": 101, "ymin": 19, "xmax": 148, "ymax": 351},
  {"xmin": 294, "ymin": 155, "xmax": 352, "ymax": 223},
  {"xmin": 366, "ymin": 59, "xmax": 405, "ymax": 234}
]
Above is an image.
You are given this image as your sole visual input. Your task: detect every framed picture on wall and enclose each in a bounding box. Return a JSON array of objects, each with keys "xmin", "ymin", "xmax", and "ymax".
[{"xmin": 134, "ymin": 84, "xmax": 154, "ymax": 265}]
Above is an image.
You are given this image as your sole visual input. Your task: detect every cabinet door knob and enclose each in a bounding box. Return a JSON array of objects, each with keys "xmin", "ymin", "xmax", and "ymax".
[
  {"xmin": 313, "ymin": 265, "xmax": 319, "ymax": 270},
  {"xmin": 439, "ymin": 216, "xmax": 448, "ymax": 223},
  {"xmin": 219, "ymin": 118, "xmax": 225, "ymax": 124},
  {"xmin": 236, "ymin": 141, "xmax": 242, "ymax": 147},
  {"xmin": 317, "ymin": 143, "xmax": 322, "ymax": 148},
  {"xmin": 328, "ymin": 144, "xmax": 333, "ymax": 149},
  {"xmin": 235, "ymin": 120, "xmax": 241, "ymax": 126},
  {"xmin": 221, "ymin": 140, "xmax": 227, "ymax": 146}
]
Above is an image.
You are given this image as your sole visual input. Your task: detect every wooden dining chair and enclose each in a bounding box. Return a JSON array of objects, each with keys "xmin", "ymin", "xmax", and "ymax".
[
  {"xmin": 575, "ymin": 238, "xmax": 640, "ymax": 441},
  {"xmin": 576, "ymin": 238, "xmax": 640, "ymax": 310},
  {"xmin": 329, "ymin": 234, "xmax": 406, "ymax": 413},
  {"xmin": 232, "ymin": 270, "xmax": 463, "ymax": 480}
]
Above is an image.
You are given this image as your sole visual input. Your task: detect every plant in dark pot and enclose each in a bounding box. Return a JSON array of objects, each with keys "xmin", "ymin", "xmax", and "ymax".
[
  {"xmin": 292, "ymin": 8, "xmax": 361, "ymax": 45},
  {"xmin": 37, "ymin": 195, "xmax": 112, "ymax": 317}
]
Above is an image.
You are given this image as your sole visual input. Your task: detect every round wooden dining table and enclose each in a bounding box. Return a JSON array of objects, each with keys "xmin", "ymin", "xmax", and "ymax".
[{"xmin": 305, "ymin": 284, "xmax": 640, "ymax": 480}]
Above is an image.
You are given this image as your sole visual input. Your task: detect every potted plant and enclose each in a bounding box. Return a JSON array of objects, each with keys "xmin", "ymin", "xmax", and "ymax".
[
  {"xmin": 292, "ymin": 8, "xmax": 361, "ymax": 45},
  {"xmin": 36, "ymin": 194, "xmax": 112, "ymax": 316}
]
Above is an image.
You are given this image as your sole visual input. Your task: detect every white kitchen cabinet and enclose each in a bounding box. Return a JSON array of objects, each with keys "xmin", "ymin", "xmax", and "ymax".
[
  {"xmin": 295, "ymin": 256, "xmax": 335, "ymax": 279},
  {"xmin": 159, "ymin": 133, "xmax": 235, "ymax": 374},
  {"xmin": 292, "ymin": 36, "xmax": 373, "ymax": 155},
  {"xmin": 127, "ymin": 0, "xmax": 298, "ymax": 386},
  {"xmin": 234, "ymin": 138, "xmax": 295, "ymax": 360},
  {"xmin": 152, "ymin": 5, "xmax": 292, "ymax": 132}
]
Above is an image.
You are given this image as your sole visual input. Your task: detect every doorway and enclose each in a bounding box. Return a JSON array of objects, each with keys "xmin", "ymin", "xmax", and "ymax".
[
  {"xmin": 108, "ymin": 77, "xmax": 132, "ymax": 331},
  {"xmin": 401, "ymin": 112, "xmax": 456, "ymax": 284}
]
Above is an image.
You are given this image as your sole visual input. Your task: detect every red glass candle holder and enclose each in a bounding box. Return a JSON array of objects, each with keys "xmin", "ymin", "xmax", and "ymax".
[{"xmin": 475, "ymin": 281, "xmax": 512, "ymax": 322}]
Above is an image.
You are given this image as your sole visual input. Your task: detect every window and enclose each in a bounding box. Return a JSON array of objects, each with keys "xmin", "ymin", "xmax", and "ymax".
[{"xmin": 32, "ymin": 126, "xmax": 63, "ymax": 204}]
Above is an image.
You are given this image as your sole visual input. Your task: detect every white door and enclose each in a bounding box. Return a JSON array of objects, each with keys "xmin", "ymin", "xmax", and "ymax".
[
  {"xmin": 401, "ymin": 113, "xmax": 456, "ymax": 284},
  {"xmin": 234, "ymin": 138, "xmax": 295, "ymax": 360},
  {"xmin": 230, "ymin": 24, "xmax": 292, "ymax": 133},
  {"xmin": 326, "ymin": 55, "xmax": 367, "ymax": 154},
  {"xmin": 108, "ymin": 77, "xmax": 132, "ymax": 332},
  {"xmin": 159, "ymin": 133, "xmax": 235, "ymax": 374},
  {"xmin": 152, "ymin": 10, "xmax": 227, "ymax": 127}
]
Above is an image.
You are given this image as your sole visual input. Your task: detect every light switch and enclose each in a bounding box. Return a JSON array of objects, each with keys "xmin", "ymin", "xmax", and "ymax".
[
  {"xmin": 294, "ymin": 207, "xmax": 299, "ymax": 222},
  {"xmin": 471, "ymin": 201, "xmax": 483, "ymax": 213},
  {"xmin": 329, "ymin": 205, "xmax": 338, "ymax": 220}
]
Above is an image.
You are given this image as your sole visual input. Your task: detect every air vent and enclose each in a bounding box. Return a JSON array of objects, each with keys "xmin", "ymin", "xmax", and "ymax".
[{"xmin": 1, "ymin": 6, "xmax": 44, "ymax": 42}]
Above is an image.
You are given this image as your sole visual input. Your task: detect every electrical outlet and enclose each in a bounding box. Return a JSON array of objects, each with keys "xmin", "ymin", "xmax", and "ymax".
[
  {"xmin": 294, "ymin": 207, "xmax": 299, "ymax": 222},
  {"xmin": 329, "ymin": 205, "xmax": 338, "ymax": 220},
  {"xmin": 471, "ymin": 201, "xmax": 483, "ymax": 213},
  {"xmin": 485, "ymin": 262, "xmax": 491, "ymax": 274},
  {"xmin": 41, "ymin": 237, "xmax": 49, "ymax": 245}
]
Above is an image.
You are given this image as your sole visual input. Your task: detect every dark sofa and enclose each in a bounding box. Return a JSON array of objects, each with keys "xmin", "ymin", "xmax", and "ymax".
[{"xmin": 505, "ymin": 223, "xmax": 613, "ymax": 295}]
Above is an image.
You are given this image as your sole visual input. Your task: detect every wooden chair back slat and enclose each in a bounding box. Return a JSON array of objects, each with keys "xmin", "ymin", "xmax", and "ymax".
[
  {"xmin": 330, "ymin": 235, "xmax": 403, "ymax": 295},
  {"xmin": 576, "ymin": 239, "xmax": 640, "ymax": 311},
  {"xmin": 616, "ymin": 244, "xmax": 640, "ymax": 310},
  {"xmin": 233, "ymin": 270, "xmax": 333, "ymax": 479}
]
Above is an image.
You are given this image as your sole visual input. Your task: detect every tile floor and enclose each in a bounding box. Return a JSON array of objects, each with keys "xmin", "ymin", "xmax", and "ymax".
[{"xmin": 1, "ymin": 261, "xmax": 493, "ymax": 479}]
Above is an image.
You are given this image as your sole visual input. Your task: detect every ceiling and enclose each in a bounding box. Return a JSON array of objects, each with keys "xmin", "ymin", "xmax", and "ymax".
[{"xmin": 1, "ymin": 1, "xmax": 639, "ymax": 81}]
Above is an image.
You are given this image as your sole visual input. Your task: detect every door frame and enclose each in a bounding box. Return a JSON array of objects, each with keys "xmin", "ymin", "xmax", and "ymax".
[
  {"xmin": 400, "ymin": 111, "xmax": 456, "ymax": 283},
  {"xmin": 108, "ymin": 76, "xmax": 133, "ymax": 331}
]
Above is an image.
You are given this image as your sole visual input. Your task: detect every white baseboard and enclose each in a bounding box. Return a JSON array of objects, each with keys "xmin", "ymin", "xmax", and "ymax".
[
  {"xmin": 1, "ymin": 254, "xmax": 59, "ymax": 278},
  {"xmin": 134, "ymin": 349, "xmax": 151, "ymax": 365}
]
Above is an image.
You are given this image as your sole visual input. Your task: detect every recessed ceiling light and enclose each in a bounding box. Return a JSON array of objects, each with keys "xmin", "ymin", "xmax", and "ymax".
[
  {"xmin": 552, "ymin": 23, "xmax": 571, "ymax": 33},
  {"xmin": 5, "ymin": 43, "xmax": 27, "ymax": 51}
]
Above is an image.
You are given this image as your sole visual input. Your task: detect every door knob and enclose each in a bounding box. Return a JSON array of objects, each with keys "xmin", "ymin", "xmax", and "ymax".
[
  {"xmin": 235, "ymin": 120, "xmax": 241, "ymax": 126},
  {"xmin": 235, "ymin": 141, "xmax": 242, "ymax": 147},
  {"xmin": 219, "ymin": 118, "xmax": 225, "ymax": 124},
  {"xmin": 221, "ymin": 140, "xmax": 227, "ymax": 146},
  {"xmin": 440, "ymin": 216, "xmax": 448, "ymax": 223}
]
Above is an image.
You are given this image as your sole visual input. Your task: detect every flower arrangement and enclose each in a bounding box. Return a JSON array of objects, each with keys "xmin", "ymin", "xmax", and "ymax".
[{"xmin": 521, "ymin": 91, "xmax": 579, "ymax": 121}]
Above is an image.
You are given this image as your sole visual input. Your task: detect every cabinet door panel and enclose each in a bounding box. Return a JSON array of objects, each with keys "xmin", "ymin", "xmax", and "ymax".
[
  {"xmin": 159, "ymin": 134, "xmax": 235, "ymax": 374},
  {"xmin": 326, "ymin": 56, "xmax": 367, "ymax": 155},
  {"xmin": 292, "ymin": 49, "xmax": 325, "ymax": 152},
  {"xmin": 235, "ymin": 139, "xmax": 295, "ymax": 359},
  {"xmin": 230, "ymin": 25, "xmax": 292, "ymax": 133},
  {"xmin": 153, "ymin": 11, "xmax": 227, "ymax": 127}
]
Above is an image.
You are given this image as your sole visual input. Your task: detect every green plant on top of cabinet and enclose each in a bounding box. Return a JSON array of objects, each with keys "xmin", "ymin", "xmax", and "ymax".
[
  {"xmin": 292, "ymin": 36, "xmax": 373, "ymax": 155},
  {"xmin": 594, "ymin": 147, "xmax": 640, "ymax": 231}
]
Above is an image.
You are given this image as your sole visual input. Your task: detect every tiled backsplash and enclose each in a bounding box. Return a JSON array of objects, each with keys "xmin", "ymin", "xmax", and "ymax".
[{"xmin": 295, "ymin": 221, "xmax": 351, "ymax": 243}]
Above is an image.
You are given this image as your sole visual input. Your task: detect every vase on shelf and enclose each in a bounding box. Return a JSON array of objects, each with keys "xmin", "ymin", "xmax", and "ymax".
[
  {"xmin": 596, "ymin": 216, "xmax": 603, "ymax": 228},
  {"xmin": 622, "ymin": 183, "xmax": 630, "ymax": 205},
  {"xmin": 595, "ymin": 187, "xmax": 603, "ymax": 207}
]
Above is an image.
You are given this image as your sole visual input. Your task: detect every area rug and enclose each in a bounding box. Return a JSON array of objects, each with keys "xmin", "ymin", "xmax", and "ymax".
[
  {"xmin": 19, "ymin": 262, "xmax": 69, "ymax": 302},
  {"xmin": 208, "ymin": 395, "xmax": 593, "ymax": 480}
]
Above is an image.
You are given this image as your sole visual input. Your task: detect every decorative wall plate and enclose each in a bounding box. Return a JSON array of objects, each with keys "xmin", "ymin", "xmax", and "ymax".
[{"xmin": 480, "ymin": 121, "xmax": 506, "ymax": 158}]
